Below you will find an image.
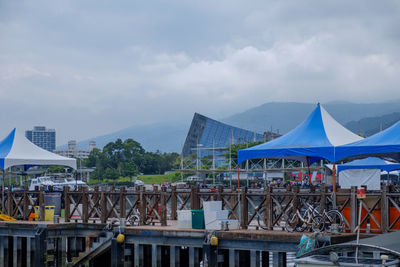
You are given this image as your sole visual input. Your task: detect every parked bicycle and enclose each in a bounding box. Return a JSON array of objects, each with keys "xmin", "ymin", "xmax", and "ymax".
[
  {"xmin": 306, "ymin": 202, "xmax": 344, "ymax": 232},
  {"xmin": 127, "ymin": 205, "xmax": 156, "ymax": 226},
  {"xmin": 285, "ymin": 203, "xmax": 325, "ymax": 233}
]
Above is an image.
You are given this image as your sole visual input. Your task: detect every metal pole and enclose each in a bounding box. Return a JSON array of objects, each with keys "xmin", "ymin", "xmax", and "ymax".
[
  {"xmin": 307, "ymin": 156, "xmax": 312, "ymax": 185},
  {"xmin": 355, "ymin": 198, "xmax": 362, "ymax": 263},
  {"xmin": 237, "ymin": 166, "xmax": 241, "ymax": 226},
  {"xmin": 1, "ymin": 169, "xmax": 4, "ymax": 213}
]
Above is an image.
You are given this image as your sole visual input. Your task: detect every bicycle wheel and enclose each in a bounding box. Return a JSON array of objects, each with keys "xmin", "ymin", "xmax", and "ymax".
[
  {"xmin": 128, "ymin": 215, "xmax": 140, "ymax": 226},
  {"xmin": 312, "ymin": 215, "xmax": 325, "ymax": 232},
  {"xmin": 285, "ymin": 215, "xmax": 299, "ymax": 232},
  {"xmin": 326, "ymin": 210, "xmax": 344, "ymax": 231},
  {"xmin": 295, "ymin": 221, "xmax": 307, "ymax": 232},
  {"xmin": 257, "ymin": 207, "xmax": 268, "ymax": 230}
]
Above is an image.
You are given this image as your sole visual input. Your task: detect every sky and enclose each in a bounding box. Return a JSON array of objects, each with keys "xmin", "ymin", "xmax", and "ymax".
[{"xmin": 1, "ymin": 0, "xmax": 400, "ymax": 145}]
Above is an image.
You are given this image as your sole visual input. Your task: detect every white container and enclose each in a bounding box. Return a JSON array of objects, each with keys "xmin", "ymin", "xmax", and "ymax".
[
  {"xmin": 177, "ymin": 210, "xmax": 192, "ymax": 229},
  {"xmin": 206, "ymin": 210, "xmax": 229, "ymax": 223},
  {"xmin": 203, "ymin": 201, "xmax": 222, "ymax": 213},
  {"xmin": 206, "ymin": 221, "xmax": 222, "ymax": 230},
  {"xmin": 205, "ymin": 210, "xmax": 229, "ymax": 230}
]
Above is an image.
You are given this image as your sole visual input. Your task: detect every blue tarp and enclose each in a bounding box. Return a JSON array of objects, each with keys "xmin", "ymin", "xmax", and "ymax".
[
  {"xmin": 335, "ymin": 120, "xmax": 400, "ymax": 162},
  {"xmin": 238, "ymin": 104, "xmax": 363, "ymax": 164},
  {"xmin": 337, "ymin": 157, "xmax": 400, "ymax": 173}
]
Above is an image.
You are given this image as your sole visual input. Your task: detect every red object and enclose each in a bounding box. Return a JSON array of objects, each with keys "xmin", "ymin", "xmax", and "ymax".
[
  {"xmin": 289, "ymin": 172, "xmax": 325, "ymax": 184},
  {"xmin": 357, "ymin": 188, "xmax": 366, "ymax": 199}
]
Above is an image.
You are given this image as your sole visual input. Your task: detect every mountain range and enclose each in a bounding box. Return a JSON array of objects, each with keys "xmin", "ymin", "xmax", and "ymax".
[{"xmin": 58, "ymin": 101, "xmax": 400, "ymax": 153}]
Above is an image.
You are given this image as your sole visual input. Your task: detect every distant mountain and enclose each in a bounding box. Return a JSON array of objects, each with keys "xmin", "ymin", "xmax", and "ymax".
[
  {"xmin": 58, "ymin": 101, "xmax": 400, "ymax": 153},
  {"xmin": 345, "ymin": 112, "xmax": 400, "ymax": 137},
  {"xmin": 222, "ymin": 101, "xmax": 400, "ymax": 134},
  {"xmin": 58, "ymin": 122, "xmax": 188, "ymax": 153}
]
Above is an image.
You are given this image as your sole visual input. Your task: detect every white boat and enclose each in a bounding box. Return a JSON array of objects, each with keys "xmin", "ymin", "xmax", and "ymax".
[
  {"xmin": 29, "ymin": 176, "xmax": 86, "ymax": 191},
  {"xmin": 294, "ymin": 231, "xmax": 400, "ymax": 266}
]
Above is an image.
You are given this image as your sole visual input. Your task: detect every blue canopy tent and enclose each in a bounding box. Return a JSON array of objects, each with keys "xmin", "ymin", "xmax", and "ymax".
[
  {"xmin": 335, "ymin": 120, "xmax": 400, "ymax": 162},
  {"xmin": 337, "ymin": 157, "xmax": 400, "ymax": 173},
  {"xmin": 237, "ymin": 104, "xmax": 363, "ymax": 190},
  {"xmin": 333, "ymin": 157, "xmax": 400, "ymax": 190}
]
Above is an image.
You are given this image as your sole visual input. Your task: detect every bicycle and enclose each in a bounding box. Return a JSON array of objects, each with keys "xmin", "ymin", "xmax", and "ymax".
[
  {"xmin": 127, "ymin": 205, "xmax": 156, "ymax": 226},
  {"xmin": 285, "ymin": 204, "xmax": 325, "ymax": 233},
  {"xmin": 311, "ymin": 204, "xmax": 344, "ymax": 232}
]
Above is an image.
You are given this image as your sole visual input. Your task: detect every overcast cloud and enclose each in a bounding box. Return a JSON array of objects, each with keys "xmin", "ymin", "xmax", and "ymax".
[{"xmin": 1, "ymin": 0, "xmax": 400, "ymax": 145}]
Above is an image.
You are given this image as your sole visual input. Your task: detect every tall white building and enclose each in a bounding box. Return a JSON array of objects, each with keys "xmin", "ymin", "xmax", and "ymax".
[{"xmin": 54, "ymin": 141, "xmax": 96, "ymax": 159}]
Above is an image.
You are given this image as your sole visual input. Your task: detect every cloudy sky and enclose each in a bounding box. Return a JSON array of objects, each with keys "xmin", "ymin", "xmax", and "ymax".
[{"xmin": 1, "ymin": 0, "xmax": 400, "ymax": 145}]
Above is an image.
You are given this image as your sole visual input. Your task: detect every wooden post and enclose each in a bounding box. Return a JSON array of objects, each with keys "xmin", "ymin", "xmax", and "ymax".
[
  {"xmin": 6, "ymin": 190, "xmax": 12, "ymax": 216},
  {"xmin": 23, "ymin": 191, "xmax": 29, "ymax": 220},
  {"xmin": 153, "ymin": 185, "xmax": 159, "ymax": 213},
  {"xmin": 160, "ymin": 186, "xmax": 167, "ymax": 226},
  {"xmin": 332, "ymin": 163, "xmax": 337, "ymax": 193},
  {"xmin": 82, "ymin": 187, "xmax": 88, "ymax": 223},
  {"xmin": 264, "ymin": 186, "xmax": 273, "ymax": 230},
  {"xmin": 285, "ymin": 184, "xmax": 292, "ymax": 209},
  {"xmin": 171, "ymin": 185, "xmax": 177, "ymax": 220},
  {"xmin": 240, "ymin": 186, "xmax": 248, "ymax": 229},
  {"xmin": 190, "ymin": 186, "xmax": 200, "ymax": 210},
  {"xmin": 231, "ymin": 186, "xmax": 237, "ymax": 219},
  {"xmin": 350, "ymin": 186, "xmax": 358, "ymax": 232},
  {"xmin": 320, "ymin": 185, "xmax": 327, "ymax": 212},
  {"xmin": 120, "ymin": 187, "xmax": 126, "ymax": 219},
  {"xmin": 381, "ymin": 185, "xmax": 389, "ymax": 233},
  {"xmin": 39, "ymin": 188, "xmax": 45, "ymax": 221},
  {"xmin": 101, "ymin": 191, "xmax": 107, "ymax": 223},
  {"xmin": 292, "ymin": 186, "xmax": 300, "ymax": 213},
  {"xmin": 217, "ymin": 185, "xmax": 223, "ymax": 202},
  {"xmin": 139, "ymin": 187, "xmax": 146, "ymax": 225},
  {"xmin": 64, "ymin": 187, "xmax": 70, "ymax": 222}
]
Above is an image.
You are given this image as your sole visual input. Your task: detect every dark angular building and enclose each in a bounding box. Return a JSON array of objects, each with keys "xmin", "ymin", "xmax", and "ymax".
[{"xmin": 182, "ymin": 113, "xmax": 278, "ymax": 157}]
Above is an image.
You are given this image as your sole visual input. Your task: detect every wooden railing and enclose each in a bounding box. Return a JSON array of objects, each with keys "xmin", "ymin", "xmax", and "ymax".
[{"xmin": 2, "ymin": 184, "xmax": 400, "ymax": 233}]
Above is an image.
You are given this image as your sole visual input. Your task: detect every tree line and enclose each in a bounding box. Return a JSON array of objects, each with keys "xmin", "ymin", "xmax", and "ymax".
[{"xmin": 84, "ymin": 138, "xmax": 180, "ymax": 180}]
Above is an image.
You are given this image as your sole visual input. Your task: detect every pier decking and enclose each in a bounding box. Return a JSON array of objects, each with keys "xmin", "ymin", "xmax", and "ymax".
[
  {"xmin": 0, "ymin": 220, "xmax": 357, "ymax": 267},
  {"xmin": 0, "ymin": 184, "xmax": 398, "ymax": 266}
]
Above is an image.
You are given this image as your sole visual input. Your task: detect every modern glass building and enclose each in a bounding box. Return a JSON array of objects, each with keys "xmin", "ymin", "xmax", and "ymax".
[
  {"xmin": 25, "ymin": 126, "xmax": 56, "ymax": 152},
  {"xmin": 182, "ymin": 113, "xmax": 276, "ymax": 157}
]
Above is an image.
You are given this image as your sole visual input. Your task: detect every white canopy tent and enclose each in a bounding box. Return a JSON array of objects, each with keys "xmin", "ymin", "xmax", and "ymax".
[
  {"xmin": 0, "ymin": 128, "xmax": 77, "ymax": 211},
  {"xmin": 0, "ymin": 128, "xmax": 76, "ymax": 170}
]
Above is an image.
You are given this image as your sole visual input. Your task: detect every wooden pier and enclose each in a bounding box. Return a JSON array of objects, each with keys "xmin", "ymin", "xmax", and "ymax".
[
  {"xmin": 0, "ymin": 220, "xmax": 357, "ymax": 267},
  {"xmin": 0, "ymin": 184, "xmax": 399, "ymax": 266},
  {"xmin": 2, "ymin": 184, "xmax": 400, "ymax": 233}
]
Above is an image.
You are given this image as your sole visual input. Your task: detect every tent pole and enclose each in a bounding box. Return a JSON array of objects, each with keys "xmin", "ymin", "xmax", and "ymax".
[
  {"xmin": 237, "ymin": 166, "xmax": 240, "ymax": 189},
  {"xmin": 332, "ymin": 163, "xmax": 337, "ymax": 193},
  {"xmin": 2, "ymin": 169, "xmax": 4, "ymax": 213},
  {"xmin": 237, "ymin": 166, "xmax": 241, "ymax": 227},
  {"xmin": 307, "ymin": 157, "xmax": 312, "ymax": 185}
]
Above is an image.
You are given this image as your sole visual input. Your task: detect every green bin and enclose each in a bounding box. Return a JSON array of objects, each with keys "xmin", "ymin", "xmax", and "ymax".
[{"xmin": 191, "ymin": 210, "xmax": 205, "ymax": 229}]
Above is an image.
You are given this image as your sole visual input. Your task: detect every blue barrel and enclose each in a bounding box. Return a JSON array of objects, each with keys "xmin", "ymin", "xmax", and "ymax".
[{"xmin": 44, "ymin": 193, "xmax": 62, "ymax": 216}]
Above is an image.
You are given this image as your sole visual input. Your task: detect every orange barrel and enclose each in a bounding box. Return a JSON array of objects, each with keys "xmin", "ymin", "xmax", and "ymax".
[
  {"xmin": 389, "ymin": 207, "xmax": 400, "ymax": 230},
  {"xmin": 342, "ymin": 207, "xmax": 351, "ymax": 232},
  {"xmin": 369, "ymin": 209, "xmax": 382, "ymax": 233},
  {"xmin": 342, "ymin": 206, "xmax": 368, "ymax": 232}
]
